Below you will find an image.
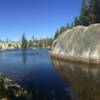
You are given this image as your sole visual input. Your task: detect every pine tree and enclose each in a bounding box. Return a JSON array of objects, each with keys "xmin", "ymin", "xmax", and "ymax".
[
  {"xmin": 74, "ymin": 17, "xmax": 80, "ymax": 26},
  {"xmin": 95, "ymin": 0, "xmax": 100, "ymax": 23},
  {"xmin": 54, "ymin": 29, "xmax": 59, "ymax": 39},
  {"xmin": 58, "ymin": 26, "xmax": 66, "ymax": 34},
  {"xmin": 70, "ymin": 22, "xmax": 74, "ymax": 28},
  {"xmin": 66, "ymin": 22, "xmax": 74, "ymax": 29},
  {"xmin": 79, "ymin": 0, "xmax": 89, "ymax": 26},
  {"xmin": 88, "ymin": 0, "xmax": 96, "ymax": 24},
  {"xmin": 88, "ymin": 0, "xmax": 100, "ymax": 24},
  {"xmin": 21, "ymin": 34, "xmax": 27, "ymax": 48}
]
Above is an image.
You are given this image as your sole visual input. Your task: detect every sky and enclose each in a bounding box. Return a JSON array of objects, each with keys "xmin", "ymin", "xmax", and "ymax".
[{"xmin": 0, "ymin": 0, "xmax": 82, "ymax": 41}]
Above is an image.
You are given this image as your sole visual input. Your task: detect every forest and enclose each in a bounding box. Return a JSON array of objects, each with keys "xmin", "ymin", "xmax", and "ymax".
[{"xmin": 54, "ymin": 0, "xmax": 100, "ymax": 39}]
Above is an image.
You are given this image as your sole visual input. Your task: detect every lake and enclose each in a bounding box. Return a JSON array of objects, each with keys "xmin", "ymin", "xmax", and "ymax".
[
  {"xmin": 52, "ymin": 58, "xmax": 100, "ymax": 100},
  {"xmin": 1, "ymin": 49, "xmax": 98, "ymax": 100},
  {"xmin": 0, "ymin": 49, "xmax": 71, "ymax": 100}
]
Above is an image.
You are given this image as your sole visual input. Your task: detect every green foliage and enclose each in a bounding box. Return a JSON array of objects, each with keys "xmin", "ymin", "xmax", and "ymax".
[
  {"xmin": 59, "ymin": 26, "xmax": 66, "ymax": 34},
  {"xmin": 21, "ymin": 34, "xmax": 28, "ymax": 49},
  {"xmin": 54, "ymin": 29, "xmax": 59, "ymax": 39},
  {"xmin": 54, "ymin": 23, "xmax": 74, "ymax": 39},
  {"xmin": 78, "ymin": 0, "xmax": 100, "ymax": 26},
  {"xmin": 54, "ymin": 26, "xmax": 66, "ymax": 39},
  {"xmin": 79, "ymin": 15, "xmax": 89, "ymax": 26},
  {"xmin": 0, "ymin": 77, "xmax": 5, "ymax": 92},
  {"xmin": 88, "ymin": 0, "xmax": 100, "ymax": 24},
  {"xmin": 28, "ymin": 40, "xmax": 34, "ymax": 48},
  {"xmin": 54, "ymin": 0, "xmax": 100, "ymax": 39},
  {"xmin": 75, "ymin": 0, "xmax": 89, "ymax": 26},
  {"xmin": 8, "ymin": 43, "xmax": 11, "ymax": 47},
  {"xmin": 81, "ymin": 0, "xmax": 88, "ymax": 16},
  {"xmin": 74, "ymin": 17, "xmax": 81, "ymax": 26}
]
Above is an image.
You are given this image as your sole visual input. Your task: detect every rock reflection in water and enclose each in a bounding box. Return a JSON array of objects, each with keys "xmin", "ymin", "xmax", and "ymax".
[{"xmin": 52, "ymin": 59, "xmax": 100, "ymax": 100}]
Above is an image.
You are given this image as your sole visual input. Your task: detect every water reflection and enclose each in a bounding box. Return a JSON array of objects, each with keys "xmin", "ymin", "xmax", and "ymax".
[
  {"xmin": 22, "ymin": 49, "xmax": 27, "ymax": 64},
  {"xmin": 0, "ymin": 49, "xmax": 72, "ymax": 100},
  {"xmin": 52, "ymin": 58, "xmax": 100, "ymax": 100}
]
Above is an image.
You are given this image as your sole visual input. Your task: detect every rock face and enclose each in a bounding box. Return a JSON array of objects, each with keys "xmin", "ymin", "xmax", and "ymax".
[
  {"xmin": 52, "ymin": 24, "xmax": 100, "ymax": 60},
  {"xmin": 0, "ymin": 41, "xmax": 21, "ymax": 50}
]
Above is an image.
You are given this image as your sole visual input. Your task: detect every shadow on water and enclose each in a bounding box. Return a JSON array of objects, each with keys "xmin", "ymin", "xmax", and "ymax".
[
  {"xmin": 21, "ymin": 49, "xmax": 27, "ymax": 65},
  {"xmin": 52, "ymin": 58, "xmax": 100, "ymax": 100}
]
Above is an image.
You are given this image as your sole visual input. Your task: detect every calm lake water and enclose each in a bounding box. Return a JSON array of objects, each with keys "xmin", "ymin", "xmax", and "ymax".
[
  {"xmin": 0, "ymin": 49, "xmax": 71, "ymax": 100},
  {"xmin": 1, "ymin": 49, "xmax": 98, "ymax": 100},
  {"xmin": 52, "ymin": 58, "xmax": 100, "ymax": 100}
]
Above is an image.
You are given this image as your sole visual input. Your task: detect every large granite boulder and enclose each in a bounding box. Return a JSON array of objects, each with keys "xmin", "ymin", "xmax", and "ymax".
[{"xmin": 51, "ymin": 24, "xmax": 100, "ymax": 61}]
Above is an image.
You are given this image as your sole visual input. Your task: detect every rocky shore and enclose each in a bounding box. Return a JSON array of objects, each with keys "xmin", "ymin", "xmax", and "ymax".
[
  {"xmin": 51, "ymin": 24, "xmax": 100, "ymax": 64},
  {"xmin": 0, "ymin": 73, "xmax": 45, "ymax": 100},
  {"xmin": 0, "ymin": 73, "xmax": 27, "ymax": 100}
]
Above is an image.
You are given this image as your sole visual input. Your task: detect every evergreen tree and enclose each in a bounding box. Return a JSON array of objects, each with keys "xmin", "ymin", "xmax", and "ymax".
[
  {"xmin": 95, "ymin": 0, "xmax": 100, "ymax": 23},
  {"xmin": 54, "ymin": 29, "xmax": 59, "ymax": 39},
  {"xmin": 70, "ymin": 22, "xmax": 74, "ymax": 28},
  {"xmin": 59, "ymin": 26, "xmax": 66, "ymax": 34},
  {"xmin": 66, "ymin": 23, "xmax": 70, "ymax": 29},
  {"xmin": 88, "ymin": 0, "xmax": 96, "ymax": 24},
  {"xmin": 74, "ymin": 17, "xmax": 81, "ymax": 26},
  {"xmin": 54, "ymin": 23, "xmax": 74, "ymax": 39},
  {"xmin": 21, "ymin": 34, "xmax": 27, "ymax": 48},
  {"xmin": 88, "ymin": 0, "xmax": 100, "ymax": 24},
  {"xmin": 54, "ymin": 0, "xmax": 100, "ymax": 40},
  {"xmin": 79, "ymin": 0, "xmax": 89, "ymax": 26},
  {"xmin": 66, "ymin": 23, "xmax": 74, "ymax": 29}
]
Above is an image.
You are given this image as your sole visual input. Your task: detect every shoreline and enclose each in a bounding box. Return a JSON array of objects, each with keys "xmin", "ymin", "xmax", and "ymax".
[
  {"xmin": 0, "ymin": 47, "xmax": 51, "ymax": 52},
  {"xmin": 0, "ymin": 73, "xmax": 27, "ymax": 99},
  {"xmin": 0, "ymin": 48, "xmax": 19, "ymax": 52},
  {"xmin": 49, "ymin": 51, "xmax": 100, "ymax": 64}
]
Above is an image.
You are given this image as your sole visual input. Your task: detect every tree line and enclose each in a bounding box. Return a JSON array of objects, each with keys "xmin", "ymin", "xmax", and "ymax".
[
  {"xmin": 54, "ymin": 0, "xmax": 100, "ymax": 39},
  {"xmin": 21, "ymin": 34, "xmax": 53, "ymax": 49}
]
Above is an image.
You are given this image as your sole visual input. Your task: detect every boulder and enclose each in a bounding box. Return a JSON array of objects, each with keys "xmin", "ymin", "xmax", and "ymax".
[{"xmin": 51, "ymin": 24, "xmax": 100, "ymax": 63}]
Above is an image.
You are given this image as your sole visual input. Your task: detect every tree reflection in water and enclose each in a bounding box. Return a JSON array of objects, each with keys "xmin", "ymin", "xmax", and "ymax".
[
  {"xmin": 22, "ymin": 49, "xmax": 27, "ymax": 64},
  {"xmin": 52, "ymin": 58, "xmax": 100, "ymax": 100}
]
